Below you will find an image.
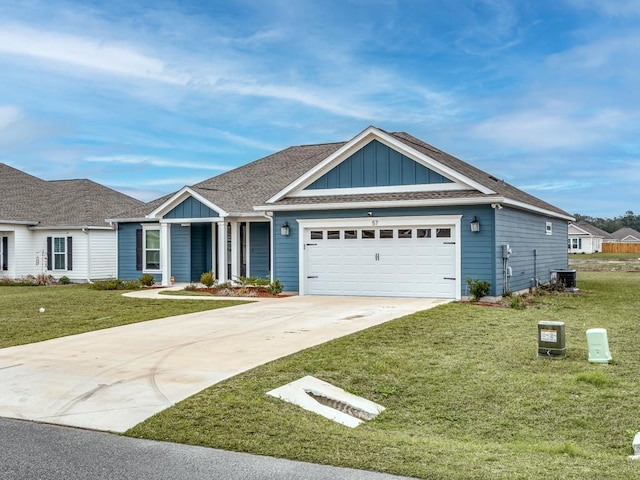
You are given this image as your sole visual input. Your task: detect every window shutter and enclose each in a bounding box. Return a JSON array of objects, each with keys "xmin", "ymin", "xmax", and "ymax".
[
  {"xmin": 47, "ymin": 237, "xmax": 52, "ymax": 270},
  {"xmin": 1, "ymin": 236, "xmax": 7, "ymax": 271},
  {"xmin": 136, "ymin": 229, "xmax": 142, "ymax": 271},
  {"xmin": 67, "ymin": 237, "xmax": 73, "ymax": 271}
]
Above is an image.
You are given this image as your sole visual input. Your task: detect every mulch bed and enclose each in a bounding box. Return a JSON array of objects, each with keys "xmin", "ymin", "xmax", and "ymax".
[{"xmin": 186, "ymin": 286, "xmax": 285, "ymax": 298}]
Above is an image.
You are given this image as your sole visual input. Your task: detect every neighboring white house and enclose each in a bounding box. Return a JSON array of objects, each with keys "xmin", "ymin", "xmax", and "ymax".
[
  {"xmin": 608, "ymin": 227, "xmax": 640, "ymax": 243},
  {"xmin": 568, "ymin": 221, "xmax": 611, "ymax": 254},
  {"xmin": 1, "ymin": 163, "xmax": 143, "ymax": 282}
]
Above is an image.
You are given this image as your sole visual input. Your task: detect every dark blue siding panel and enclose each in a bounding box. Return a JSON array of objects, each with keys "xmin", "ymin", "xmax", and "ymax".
[
  {"xmin": 305, "ymin": 140, "xmax": 454, "ymax": 190},
  {"xmin": 337, "ymin": 161, "xmax": 351, "ymax": 188},
  {"xmin": 171, "ymin": 225, "xmax": 191, "ymax": 282},
  {"xmin": 375, "ymin": 141, "xmax": 389, "ymax": 186},
  {"xmin": 190, "ymin": 223, "xmax": 212, "ymax": 282},
  {"xmin": 401, "ymin": 156, "xmax": 415, "ymax": 185},
  {"xmin": 388, "ymin": 150, "xmax": 402, "ymax": 185},
  {"xmin": 495, "ymin": 209, "xmax": 568, "ymax": 294},
  {"xmin": 165, "ymin": 197, "xmax": 218, "ymax": 219},
  {"xmin": 351, "ymin": 150, "xmax": 364, "ymax": 187},
  {"xmin": 118, "ymin": 223, "xmax": 140, "ymax": 280},
  {"xmin": 326, "ymin": 167, "xmax": 339, "ymax": 189},
  {"xmin": 274, "ymin": 205, "xmax": 495, "ymax": 294},
  {"xmin": 363, "ymin": 143, "xmax": 376, "ymax": 186},
  {"xmin": 249, "ymin": 222, "xmax": 270, "ymax": 278}
]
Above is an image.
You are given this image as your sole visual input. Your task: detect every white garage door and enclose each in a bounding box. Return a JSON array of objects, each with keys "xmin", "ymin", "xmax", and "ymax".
[{"xmin": 303, "ymin": 223, "xmax": 457, "ymax": 298}]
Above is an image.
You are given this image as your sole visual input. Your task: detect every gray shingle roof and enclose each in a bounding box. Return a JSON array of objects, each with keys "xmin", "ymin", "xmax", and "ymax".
[
  {"xmin": 112, "ymin": 128, "xmax": 570, "ymax": 220},
  {"xmin": 570, "ymin": 221, "xmax": 612, "ymax": 238},
  {"xmin": 0, "ymin": 163, "xmax": 144, "ymax": 227},
  {"xmin": 610, "ymin": 227, "xmax": 640, "ymax": 241}
]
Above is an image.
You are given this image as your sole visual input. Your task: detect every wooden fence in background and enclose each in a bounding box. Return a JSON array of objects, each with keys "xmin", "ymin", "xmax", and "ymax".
[{"xmin": 602, "ymin": 243, "xmax": 640, "ymax": 254}]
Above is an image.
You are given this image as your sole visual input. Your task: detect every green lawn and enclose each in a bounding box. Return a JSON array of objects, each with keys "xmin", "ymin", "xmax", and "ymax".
[
  {"xmin": 127, "ymin": 272, "xmax": 640, "ymax": 479},
  {"xmin": 0, "ymin": 285, "xmax": 248, "ymax": 348}
]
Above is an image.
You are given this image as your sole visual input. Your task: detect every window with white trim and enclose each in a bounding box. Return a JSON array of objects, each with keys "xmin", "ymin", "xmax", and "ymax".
[
  {"xmin": 144, "ymin": 228, "xmax": 161, "ymax": 271},
  {"xmin": 53, "ymin": 237, "xmax": 67, "ymax": 269},
  {"xmin": 569, "ymin": 238, "xmax": 582, "ymax": 249},
  {"xmin": 546, "ymin": 222, "xmax": 553, "ymax": 236}
]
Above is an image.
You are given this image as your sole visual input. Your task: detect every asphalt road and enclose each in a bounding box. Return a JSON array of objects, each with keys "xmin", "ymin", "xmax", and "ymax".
[{"xmin": 0, "ymin": 418, "xmax": 415, "ymax": 480}]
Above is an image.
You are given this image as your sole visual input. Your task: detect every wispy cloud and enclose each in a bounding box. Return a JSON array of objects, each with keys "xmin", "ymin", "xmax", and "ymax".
[
  {"xmin": 0, "ymin": 105, "xmax": 22, "ymax": 130},
  {"xmin": 84, "ymin": 155, "xmax": 233, "ymax": 171},
  {"xmin": 471, "ymin": 104, "xmax": 627, "ymax": 150},
  {"xmin": 0, "ymin": 24, "xmax": 188, "ymax": 84}
]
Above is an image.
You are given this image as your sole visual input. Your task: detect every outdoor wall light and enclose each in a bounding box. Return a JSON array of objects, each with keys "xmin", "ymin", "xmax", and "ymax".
[
  {"xmin": 470, "ymin": 216, "xmax": 480, "ymax": 233},
  {"xmin": 280, "ymin": 221, "xmax": 290, "ymax": 236}
]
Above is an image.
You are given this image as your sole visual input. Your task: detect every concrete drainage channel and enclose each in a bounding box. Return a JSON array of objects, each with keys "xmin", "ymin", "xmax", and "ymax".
[{"xmin": 267, "ymin": 376, "xmax": 385, "ymax": 428}]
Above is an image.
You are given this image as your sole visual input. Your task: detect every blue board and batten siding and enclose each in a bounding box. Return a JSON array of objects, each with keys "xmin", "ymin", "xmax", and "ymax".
[
  {"xmin": 494, "ymin": 208, "xmax": 568, "ymax": 293},
  {"xmin": 170, "ymin": 225, "xmax": 191, "ymax": 282},
  {"xmin": 117, "ymin": 223, "xmax": 141, "ymax": 280},
  {"xmin": 249, "ymin": 222, "xmax": 270, "ymax": 278},
  {"xmin": 164, "ymin": 197, "xmax": 219, "ymax": 219},
  {"xmin": 273, "ymin": 206, "xmax": 494, "ymax": 295},
  {"xmin": 190, "ymin": 223, "xmax": 212, "ymax": 282},
  {"xmin": 306, "ymin": 140, "xmax": 452, "ymax": 190}
]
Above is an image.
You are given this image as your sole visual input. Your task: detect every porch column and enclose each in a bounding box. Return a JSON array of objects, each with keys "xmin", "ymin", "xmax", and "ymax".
[
  {"xmin": 217, "ymin": 220, "xmax": 227, "ymax": 282},
  {"xmin": 160, "ymin": 222, "xmax": 171, "ymax": 286},
  {"xmin": 230, "ymin": 220, "xmax": 240, "ymax": 281}
]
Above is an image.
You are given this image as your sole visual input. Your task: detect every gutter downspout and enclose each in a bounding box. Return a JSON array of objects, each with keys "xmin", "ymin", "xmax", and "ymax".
[{"xmin": 82, "ymin": 228, "xmax": 92, "ymax": 284}]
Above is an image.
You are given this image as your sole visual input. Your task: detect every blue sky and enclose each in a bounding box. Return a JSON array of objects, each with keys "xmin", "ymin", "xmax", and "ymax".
[{"xmin": 0, "ymin": 0, "xmax": 638, "ymax": 218}]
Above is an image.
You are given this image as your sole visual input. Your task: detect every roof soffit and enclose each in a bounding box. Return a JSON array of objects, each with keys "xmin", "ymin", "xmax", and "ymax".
[{"xmin": 266, "ymin": 126, "xmax": 495, "ymax": 204}]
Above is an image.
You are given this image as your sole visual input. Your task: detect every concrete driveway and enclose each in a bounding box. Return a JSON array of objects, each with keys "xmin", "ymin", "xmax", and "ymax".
[{"xmin": 0, "ymin": 295, "xmax": 448, "ymax": 433}]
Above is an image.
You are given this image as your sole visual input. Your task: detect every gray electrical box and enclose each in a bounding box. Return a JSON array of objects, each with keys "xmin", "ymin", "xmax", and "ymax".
[
  {"xmin": 502, "ymin": 244, "xmax": 511, "ymax": 259},
  {"xmin": 538, "ymin": 321, "xmax": 566, "ymax": 359}
]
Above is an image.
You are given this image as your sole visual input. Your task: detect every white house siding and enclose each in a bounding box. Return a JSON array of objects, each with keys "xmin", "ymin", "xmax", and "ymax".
[
  {"xmin": 0, "ymin": 228, "xmax": 117, "ymax": 282},
  {"xmin": 568, "ymin": 225, "xmax": 602, "ymax": 254},
  {"xmin": 11, "ymin": 226, "xmax": 38, "ymax": 279},
  {"xmin": 86, "ymin": 229, "xmax": 118, "ymax": 279}
]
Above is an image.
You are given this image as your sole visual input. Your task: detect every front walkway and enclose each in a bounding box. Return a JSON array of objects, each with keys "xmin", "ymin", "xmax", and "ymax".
[{"xmin": 0, "ymin": 295, "xmax": 449, "ymax": 432}]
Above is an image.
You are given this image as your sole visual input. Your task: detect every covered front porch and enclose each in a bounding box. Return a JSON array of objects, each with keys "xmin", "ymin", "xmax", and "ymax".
[{"xmin": 159, "ymin": 219, "xmax": 270, "ymax": 286}]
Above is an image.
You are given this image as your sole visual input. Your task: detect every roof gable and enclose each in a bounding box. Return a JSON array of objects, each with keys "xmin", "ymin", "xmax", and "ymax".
[
  {"xmin": 268, "ymin": 126, "xmax": 494, "ymax": 203},
  {"xmin": 304, "ymin": 139, "xmax": 454, "ymax": 191},
  {"xmin": 569, "ymin": 221, "xmax": 611, "ymax": 238},
  {"xmin": 147, "ymin": 186, "xmax": 227, "ymax": 220},
  {"xmin": 611, "ymin": 227, "xmax": 640, "ymax": 241}
]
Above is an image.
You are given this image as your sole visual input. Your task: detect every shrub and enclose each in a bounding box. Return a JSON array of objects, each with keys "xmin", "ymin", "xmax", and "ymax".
[
  {"xmin": 90, "ymin": 279, "xmax": 141, "ymax": 290},
  {"xmin": 121, "ymin": 280, "xmax": 142, "ymax": 290},
  {"xmin": 184, "ymin": 283, "xmax": 199, "ymax": 291},
  {"xmin": 139, "ymin": 273, "xmax": 156, "ymax": 287},
  {"xmin": 58, "ymin": 276, "xmax": 71, "ymax": 285},
  {"xmin": 265, "ymin": 279, "xmax": 283, "ymax": 295},
  {"xmin": 235, "ymin": 276, "xmax": 271, "ymax": 287},
  {"xmin": 466, "ymin": 277, "xmax": 491, "ymax": 302},
  {"xmin": 200, "ymin": 271, "xmax": 215, "ymax": 287}
]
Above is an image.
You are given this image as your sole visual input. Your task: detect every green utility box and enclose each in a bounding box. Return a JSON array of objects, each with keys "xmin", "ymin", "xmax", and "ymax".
[
  {"xmin": 586, "ymin": 328, "xmax": 612, "ymax": 363},
  {"xmin": 538, "ymin": 321, "xmax": 566, "ymax": 359}
]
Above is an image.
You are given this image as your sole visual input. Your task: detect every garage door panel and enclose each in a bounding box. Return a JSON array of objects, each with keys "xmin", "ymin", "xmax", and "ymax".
[{"xmin": 304, "ymin": 225, "xmax": 456, "ymax": 298}]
